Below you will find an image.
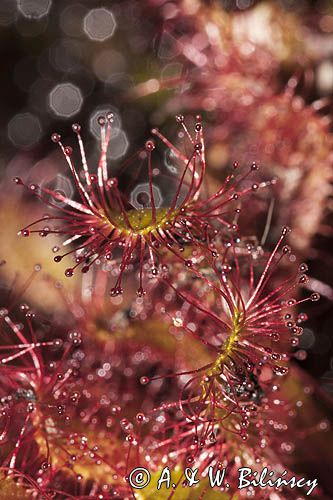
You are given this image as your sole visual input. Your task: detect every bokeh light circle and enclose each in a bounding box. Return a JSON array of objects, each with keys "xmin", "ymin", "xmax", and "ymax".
[
  {"xmin": 83, "ymin": 8, "xmax": 116, "ymax": 42},
  {"xmin": 49, "ymin": 83, "xmax": 83, "ymax": 118}
]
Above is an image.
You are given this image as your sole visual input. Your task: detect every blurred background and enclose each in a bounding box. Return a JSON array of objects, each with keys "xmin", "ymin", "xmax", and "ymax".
[{"xmin": 0, "ymin": 0, "xmax": 333, "ymax": 397}]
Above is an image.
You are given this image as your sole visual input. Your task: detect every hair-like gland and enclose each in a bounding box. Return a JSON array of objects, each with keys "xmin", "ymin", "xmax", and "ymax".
[
  {"xmin": 0, "ymin": 310, "xmax": 132, "ymax": 497},
  {"xmin": 15, "ymin": 114, "xmax": 267, "ymax": 297},
  {"xmin": 140, "ymin": 227, "xmax": 320, "ymax": 438}
]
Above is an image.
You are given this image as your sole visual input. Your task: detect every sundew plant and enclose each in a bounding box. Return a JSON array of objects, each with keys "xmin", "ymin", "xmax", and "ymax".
[{"xmin": 0, "ymin": 1, "xmax": 332, "ymax": 499}]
